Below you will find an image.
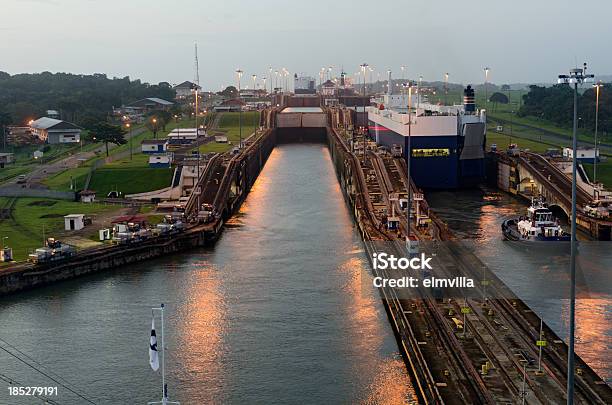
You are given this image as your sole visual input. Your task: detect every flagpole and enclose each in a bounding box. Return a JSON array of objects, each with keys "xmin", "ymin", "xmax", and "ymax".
[{"xmin": 148, "ymin": 303, "xmax": 180, "ymax": 405}]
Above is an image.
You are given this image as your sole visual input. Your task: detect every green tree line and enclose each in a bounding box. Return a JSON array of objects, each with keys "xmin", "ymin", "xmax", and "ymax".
[
  {"xmin": 0, "ymin": 71, "xmax": 176, "ymax": 127},
  {"xmin": 519, "ymin": 83, "xmax": 611, "ymax": 135}
]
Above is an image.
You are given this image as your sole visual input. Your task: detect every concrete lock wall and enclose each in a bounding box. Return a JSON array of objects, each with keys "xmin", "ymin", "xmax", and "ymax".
[
  {"xmin": 301, "ymin": 113, "xmax": 327, "ymax": 127},
  {"xmin": 277, "ymin": 113, "xmax": 302, "ymax": 128}
]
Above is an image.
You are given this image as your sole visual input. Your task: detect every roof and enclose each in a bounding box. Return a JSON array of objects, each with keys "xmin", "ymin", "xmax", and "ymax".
[
  {"xmin": 79, "ymin": 190, "xmax": 96, "ymax": 195},
  {"xmin": 174, "ymin": 81, "xmax": 201, "ymax": 90},
  {"xmin": 220, "ymin": 98, "xmax": 246, "ymax": 106},
  {"xmin": 322, "ymin": 80, "xmax": 336, "ymax": 87},
  {"xmin": 111, "ymin": 214, "xmax": 147, "ymax": 224},
  {"xmin": 142, "ymin": 139, "xmax": 168, "ymax": 145},
  {"xmin": 64, "ymin": 214, "xmax": 84, "ymax": 218},
  {"xmin": 145, "ymin": 97, "xmax": 174, "ymax": 105},
  {"xmin": 30, "ymin": 117, "xmax": 80, "ymax": 130},
  {"xmin": 128, "ymin": 98, "xmax": 174, "ymax": 107}
]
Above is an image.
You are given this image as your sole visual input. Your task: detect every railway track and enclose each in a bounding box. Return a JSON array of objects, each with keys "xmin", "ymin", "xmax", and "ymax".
[{"xmin": 332, "ymin": 121, "xmax": 611, "ymax": 403}]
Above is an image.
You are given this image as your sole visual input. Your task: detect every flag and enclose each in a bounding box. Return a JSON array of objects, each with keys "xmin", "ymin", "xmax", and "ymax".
[{"xmin": 149, "ymin": 317, "xmax": 159, "ymax": 371}]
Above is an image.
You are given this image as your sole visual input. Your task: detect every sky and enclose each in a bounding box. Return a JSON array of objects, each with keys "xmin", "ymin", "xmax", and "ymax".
[{"xmin": 1, "ymin": 0, "xmax": 610, "ymax": 90}]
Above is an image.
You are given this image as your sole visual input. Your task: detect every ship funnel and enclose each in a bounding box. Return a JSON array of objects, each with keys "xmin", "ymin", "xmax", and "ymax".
[{"xmin": 463, "ymin": 85, "xmax": 476, "ymax": 114}]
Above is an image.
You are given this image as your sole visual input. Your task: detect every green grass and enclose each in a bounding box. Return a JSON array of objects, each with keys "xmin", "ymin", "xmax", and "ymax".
[
  {"xmin": 0, "ymin": 198, "xmax": 118, "ymax": 261},
  {"xmin": 217, "ymin": 112, "xmax": 260, "ymax": 142},
  {"xmin": 486, "ymin": 131, "xmax": 553, "ymax": 153},
  {"xmin": 89, "ymin": 167, "xmax": 173, "ymax": 197},
  {"xmin": 582, "ymin": 160, "xmax": 612, "ymax": 190},
  {"xmin": 43, "ymin": 166, "xmax": 91, "ymax": 191}
]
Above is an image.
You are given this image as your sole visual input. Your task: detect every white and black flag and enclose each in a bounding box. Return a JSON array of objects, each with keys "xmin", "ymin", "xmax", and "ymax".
[{"xmin": 149, "ymin": 317, "xmax": 159, "ymax": 371}]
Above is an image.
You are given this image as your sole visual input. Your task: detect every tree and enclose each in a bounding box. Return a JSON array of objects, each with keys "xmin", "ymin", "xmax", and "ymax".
[
  {"xmin": 90, "ymin": 122, "xmax": 127, "ymax": 156},
  {"xmin": 217, "ymin": 86, "xmax": 238, "ymax": 99},
  {"xmin": 489, "ymin": 92, "xmax": 509, "ymax": 111}
]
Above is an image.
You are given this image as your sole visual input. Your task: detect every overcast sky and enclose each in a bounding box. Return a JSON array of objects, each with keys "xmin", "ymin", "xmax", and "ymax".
[{"xmin": 1, "ymin": 0, "xmax": 610, "ymax": 90}]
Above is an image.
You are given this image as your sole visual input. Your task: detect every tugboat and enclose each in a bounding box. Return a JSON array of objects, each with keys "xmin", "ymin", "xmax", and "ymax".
[{"xmin": 502, "ymin": 196, "xmax": 570, "ymax": 241}]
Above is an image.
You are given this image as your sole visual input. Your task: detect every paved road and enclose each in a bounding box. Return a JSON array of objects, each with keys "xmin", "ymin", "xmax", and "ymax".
[
  {"xmin": 0, "ymin": 127, "xmax": 146, "ymax": 189},
  {"xmin": 489, "ymin": 114, "xmax": 612, "ymax": 155}
]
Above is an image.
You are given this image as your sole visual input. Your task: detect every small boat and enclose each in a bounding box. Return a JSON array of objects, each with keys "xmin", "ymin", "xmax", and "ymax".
[{"xmin": 502, "ymin": 197, "xmax": 570, "ymax": 241}]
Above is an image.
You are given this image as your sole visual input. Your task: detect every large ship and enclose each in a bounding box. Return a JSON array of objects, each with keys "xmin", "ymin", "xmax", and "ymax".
[
  {"xmin": 368, "ymin": 85, "xmax": 486, "ymax": 189},
  {"xmin": 501, "ymin": 197, "xmax": 570, "ymax": 241}
]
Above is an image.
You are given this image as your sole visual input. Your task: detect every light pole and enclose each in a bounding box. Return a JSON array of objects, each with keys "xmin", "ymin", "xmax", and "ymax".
[
  {"xmin": 236, "ymin": 69, "xmax": 243, "ymax": 148},
  {"xmin": 417, "ymin": 75, "xmax": 423, "ymax": 109},
  {"xmin": 444, "ymin": 73, "xmax": 449, "ymax": 106},
  {"xmin": 484, "ymin": 67, "xmax": 490, "ymax": 110},
  {"xmin": 125, "ymin": 122, "xmax": 132, "ymax": 160},
  {"xmin": 557, "ymin": 64, "xmax": 594, "ymax": 405},
  {"xmin": 401, "ymin": 65, "xmax": 405, "ymax": 83},
  {"xmin": 274, "ymin": 70, "xmax": 279, "ymax": 92},
  {"xmin": 262, "ymin": 77, "xmax": 267, "ymax": 95},
  {"xmin": 152, "ymin": 117, "xmax": 158, "ymax": 139},
  {"xmin": 269, "ymin": 66, "xmax": 273, "ymax": 94},
  {"xmin": 405, "ymin": 81, "xmax": 414, "ymax": 244},
  {"xmin": 593, "ymin": 81, "xmax": 603, "ymax": 193}
]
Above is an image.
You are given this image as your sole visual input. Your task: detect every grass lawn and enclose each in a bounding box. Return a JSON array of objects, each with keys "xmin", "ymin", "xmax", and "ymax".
[
  {"xmin": 89, "ymin": 167, "xmax": 173, "ymax": 196},
  {"xmin": 0, "ymin": 198, "xmax": 118, "ymax": 261},
  {"xmin": 486, "ymin": 131, "xmax": 553, "ymax": 153},
  {"xmin": 582, "ymin": 160, "xmax": 612, "ymax": 190}
]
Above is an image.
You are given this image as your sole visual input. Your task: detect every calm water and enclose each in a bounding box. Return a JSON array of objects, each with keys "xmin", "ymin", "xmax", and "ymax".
[
  {"xmin": 0, "ymin": 144, "xmax": 413, "ymax": 404},
  {"xmin": 427, "ymin": 188, "xmax": 611, "ymax": 383}
]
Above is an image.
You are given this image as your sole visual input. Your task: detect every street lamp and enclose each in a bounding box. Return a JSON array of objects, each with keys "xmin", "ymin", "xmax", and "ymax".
[
  {"xmin": 404, "ymin": 81, "xmax": 415, "ymax": 245},
  {"xmin": 557, "ymin": 63, "xmax": 594, "ymax": 405},
  {"xmin": 593, "ymin": 81, "xmax": 603, "ymax": 192},
  {"xmin": 268, "ymin": 66, "xmax": 273, "ymax": 94},
  {"xmin": 417, "ymin": 75, "xmax": 423, "ymax": 109},
  {"xmin": 484, "ymin": 67, "xmax": 490, "ymax": 109},
  {"xmin": 401, "ymin": 65, "xmax": 405, "ymax": 82},
  {"xmin": 125, "ymin": 122, "xmax": 132, "ymax": 160},
  {"xmin": 152, "ymin": 117, "xmax": 158, "ymax": 139},
  {"xmin": 444, "ymin": 73, "xmax": 449, "ymax": 106},
  {"xmin": 236, "ymin": 69, "xmax": 243, "ymax": 148}
]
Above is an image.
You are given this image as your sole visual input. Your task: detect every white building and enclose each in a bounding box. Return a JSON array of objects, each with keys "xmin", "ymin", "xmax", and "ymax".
[
  {"xmin": 563, "ymin": 147, "xmax": 599, "ymax": 163},
  {"xmin": 30, "ymin": 117, "xmax": 81, "ymax": 144},
  {"xmin": 64, "ymin": 214, "xmax": 85, "ymax": 231},
  {"xmin": 173, "ymin": 81, "xmax": 201, "ymax": 99}
]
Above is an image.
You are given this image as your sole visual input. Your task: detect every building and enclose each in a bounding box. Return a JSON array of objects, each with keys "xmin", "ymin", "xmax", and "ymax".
[
  {"xmin": 213, "ymin": 99, "xmax": 245, "ymax": 112},
  {"xmin": 562, "ymin": 147, "xmax": 600, "ymax": 163},
  {"xmin": 64, "ymin": 214, "xmax": 85, "ymax": 231},
  {"xmin": 173, "ymin": 81, "xmax": 201, "ymax": 99},
  {"xmin": 126, "ymin": 98, "xmax": 174, "ymax": 113},
  {"xmin": 367, "ymin": 85, "xmax": 487, "ymax": 189},
  {"xmin": 30, "ymin": 117, "xmax": 81, "ymax": 144},
  {"xmin": 215, "ymin": 135, "xmax": 228, "ymax": 143},
  {"xmin": 149, "ymin": 155, "xmax": 172, "ymax": 168},
  {"xmin": 79, "ymin": 190, "xmax": 96, "ymax": 203},
  {"xmin": 6, "ymin": 126, "xmax": 36, "ymax": 146},
  {"xmin": 321, "ymin": 80, "xmax": 337, "ymax": 96},
  {"xmin": 294, "ymin": 74, "xmax": 316, "ymax": 94},
  {"xmin": 46, "ymin": 110, "xmax": 60, "ymax": 119},
  {"xmin": 141, "ymin": 139, "xmax": 168, "ymax": 154},
  {"xmin": 0, "ymin": 153, "xmax": 14, "ymax": 167}
]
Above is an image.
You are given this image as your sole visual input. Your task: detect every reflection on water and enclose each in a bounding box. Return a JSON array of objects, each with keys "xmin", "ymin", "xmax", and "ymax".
[
  {"xmin": 0, "ymin": 144, "xmax": 413, "ymax": 404},
  {"xmin": 428, "ymin": 187, "xmax": 611, "ymax": 382}
]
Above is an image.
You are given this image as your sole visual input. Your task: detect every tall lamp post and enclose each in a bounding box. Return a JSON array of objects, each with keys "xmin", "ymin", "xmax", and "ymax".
[
  {"xmin": 360, "ymin": 63, "xmax": 369, "ymax": 164},
  {"xmin": 236, "ymin": 69, "xmax": 243, "ymax": 148},
  {"xmin": 269, "ymin": 66, "xmax": 273, "ymax": 94},
  {"xmin": 403, "ymin": 81, "xmax": 414, "ymax": 246},
  {"xmin": 484, "ymin": 67, "xmax": 490, "ymax": 109},
  {"xmin": 593, "ymin": 81, "xmax": 603, "ymax": 194},
  {"xmin": 152, "ymin": 117, "xmax": 158, "ymax": 139},
  {"xmin": 125, "ymin": 122, "xmax": 132, "ymax": 160},
  {"xmin": 557, "ymin": 64, "xmax": 594, "ymax": 405},
  {"xmin": 444, "ymin": 73, "xmax": 449, "ymax": 106}
]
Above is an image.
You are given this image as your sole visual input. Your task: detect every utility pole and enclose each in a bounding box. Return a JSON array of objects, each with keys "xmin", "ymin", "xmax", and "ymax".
[{"xmin": 557, "ymin": 64, "xmax": 594, "ymax": 405}]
